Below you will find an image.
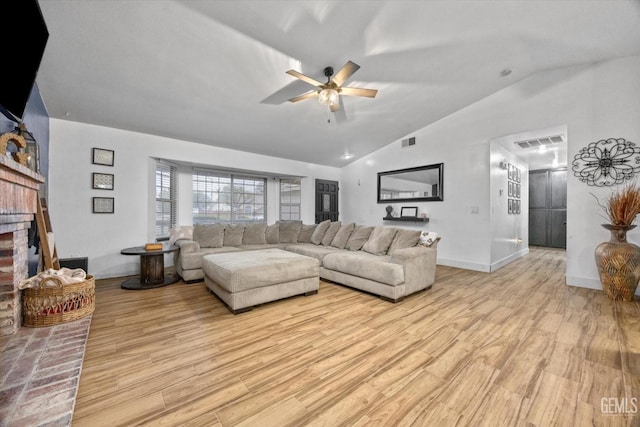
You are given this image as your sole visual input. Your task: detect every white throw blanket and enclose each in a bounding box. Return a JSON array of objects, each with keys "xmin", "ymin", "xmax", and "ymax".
[{"xmin": 19, "ymin": 268, "xmax": 87, "ymax": 290}]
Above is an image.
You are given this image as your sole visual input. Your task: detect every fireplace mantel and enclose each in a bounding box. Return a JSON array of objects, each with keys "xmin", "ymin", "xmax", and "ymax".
[{"xmin": 0, "ymin": 154, "xmax": 45, "ymax": 335}]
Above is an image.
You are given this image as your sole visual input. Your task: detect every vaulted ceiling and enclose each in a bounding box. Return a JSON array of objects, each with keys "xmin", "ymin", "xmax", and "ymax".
[{"xmin": 37, "ymin": 0, "xmax": 640, "ymax": 167}]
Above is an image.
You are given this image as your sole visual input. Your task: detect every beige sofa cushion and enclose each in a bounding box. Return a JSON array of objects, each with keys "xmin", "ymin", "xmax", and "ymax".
[
  {"xmin": 193, "ymin": 224, "xmax": 225, "ymax": 248},
  {"xmin": 265, "ymin": 223, "xmax": 279, "ymax": 244},
  {"xmin": 243, "ymin": 223, "xmax": 267, "ymax": 245},
  {"xmin": 388, "ymin": 229, "xmax": 421, "ymax": 254},
  {"xmin": 224, "ymin": 224, "xmax": 245, "ymax": 246},
  {"xmin": 203, "ymin": 248, "xmax": 319, "ymax": 292},
  {"xmin": 345, "ymin": 226, "xmax": 373, "ymax": 251},
  {"xmin": 298, "ymin": 224, "xmax": 317, "ymax": 243},
  {"xmin": 362, "ymin": 226, "xmax": 398, "ymax": 255},
  {"xmin": 278, "ymin": 221, "xmax": 302, "ymax": 243},
  {"xmin": 321, "ymin": 221, "xmax": 342, "ymax": 246},
  {"xmin": 323, "ymin": 251, "xmax": 404, "ymax": 286},
  {"xmin": 310, "ymin": 220, "xmax": 331, "ymax": 245},
  {"xmin": 285, "ymin": 243, "xmax": 343, "ymax": 265},
  {"xmin": 330, "ymin": 223, "xmax": 355, "ymax": 249}
]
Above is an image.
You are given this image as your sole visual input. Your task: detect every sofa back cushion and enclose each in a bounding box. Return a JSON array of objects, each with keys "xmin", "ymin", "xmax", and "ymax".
[
  {"xmin": 321, "ymin": 221, "xmax": 342, "ymax": 246},
  {"xmin": 345, "ymin": 226, "xmax": 373, "ymax": 251},
  {"xmin": 298, "ymin": 224, "xmax": 317, "ymax": 243},
  {"xmin": 278, "ymin": 220, "xmax": 302, "ymax": 243},
  {"xmin": 387, "ymin": 229, "xmax": 421, "ymax": 253},
  {"xmin": 265, "ymin": 223, "xmax": 280, "ymax": 244},
  {"xmin": 310, "ymin": 220, "xmax": 331, "ymax": 245},
  {"xmin": 362, "ymin": 226, "xmax": 398, "ymax": 255},
  {"xmin": 193, "ymin": 224, "xmax": 225, "ymax": 248},
  {"xmin": 223, "ymin": 224, "xmax": 245, "ymax": 246},
  {"xmin": 330, "ymin": 222, "xmax": 355, "ymax": 249},
  {"xmin": 243, "ymin": 223, "xmax": 267, "ymax": 245}
]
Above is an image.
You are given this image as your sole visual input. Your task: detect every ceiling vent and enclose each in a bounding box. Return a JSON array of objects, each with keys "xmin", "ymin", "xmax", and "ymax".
[
  {"xmin": 401, "ymin": 137, "xmax": 416, "ymax": 148},
  {"xmin": 514, "ymin": 135, "xmax": 564, "ymax": 149}
]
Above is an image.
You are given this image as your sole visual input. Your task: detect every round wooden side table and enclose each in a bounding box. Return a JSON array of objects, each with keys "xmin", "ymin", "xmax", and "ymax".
[{"xmin": 120, "ymin": 244, "xmax": 179, "ymax": 290}]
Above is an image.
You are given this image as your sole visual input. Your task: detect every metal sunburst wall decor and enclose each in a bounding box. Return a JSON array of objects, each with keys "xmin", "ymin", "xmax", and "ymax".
[{"xmin": 572, "ymin": 137, "xmax": 640, "ymax": 186}]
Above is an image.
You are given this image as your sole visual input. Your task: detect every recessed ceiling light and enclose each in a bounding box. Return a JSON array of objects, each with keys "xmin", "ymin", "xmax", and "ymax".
[
  {"xmin": 500, "ymin": 68, "xmax": 512, "ymax": 77},
  {"xmin": 343, "ymin": 153, "xmax": 353, "ymax": 160}
]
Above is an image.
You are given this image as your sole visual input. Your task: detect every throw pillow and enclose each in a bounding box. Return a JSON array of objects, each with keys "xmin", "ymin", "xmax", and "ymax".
[
  {"xmin": 223, "ymin": 224, "xmax": 245, "ymax": 246},
  {"xmin": 419, "ymin": 231, "xmax": 441, "ymax": 247},
  {"xmin": 362, "ymin": 226, "xmax": 398, "ymax": 255},
  {"xmin": 265, "ymin": 223, "xmax": 280, "ymax": 244},
  {"xmin": 330, "ymin": 222, "xmax": 355, "ymax": 249},
  {"xmin": 321, "ymin": 221, "xmax": 342, "ymax": 246},
  {"xmin": 242, "ymin": 223, "xmax": 267, "ymax": 245},
  {"xmin": 169, "ymin": 225, "xmax": 193, "ymax": 245},
  {"xmin": 278, "ymin": 220, "xmax": 302, "ymax": 243},
  {"xmin": 310, "ymin": 220, "xmax": 331, "ymax": 245},
  {"xmin": 345, "ymin": 226, "xmax": 373, "ymax": 251},
  {"xmin": 297, "ymin": 224, "xmax": 317, "ymax": 243},
  {"xmin": 192, "ymin": 224, "xmax": 225, "ymax": 248},
  {"xmin": 388, "ymin": 229, "xmax": 421, "ymax": 253}
]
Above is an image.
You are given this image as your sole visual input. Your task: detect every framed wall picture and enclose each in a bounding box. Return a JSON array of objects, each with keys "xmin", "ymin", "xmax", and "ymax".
[
  {"xmin": 508, "ymin": 163, "xmax": 513, "ymax": 180},
  {"xmin": 508, "ymin": 199, "xmax": 513, "ymax": 214},
  {"xmin": 92, "ymin": 148, "xmax": 114, "ymax": 166},
  {"xmin": 508, "ymin": 181, "xmax": 513, "ymax": 197},
  {"xmin": 92, "ymin": 172, "xmax": 114, "ymax": 190},
  {"xmin": 401, "ymin": 206, "xmax": 418, "ymax": 217},
  {"xmin": 93, "ymin": 197, "xmax": 114, "ymax": 213}
]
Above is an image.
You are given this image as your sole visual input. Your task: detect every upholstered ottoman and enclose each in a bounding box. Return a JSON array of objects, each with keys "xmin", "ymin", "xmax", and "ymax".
[{"xmin": 203, "ymin": 248, "xmax": 319, "ymax": 314}]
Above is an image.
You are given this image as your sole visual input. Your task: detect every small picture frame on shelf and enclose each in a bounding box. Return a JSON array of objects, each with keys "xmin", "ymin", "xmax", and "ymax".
[
  {"xmin": 92, "ymin": 172, "xmax": 114, "ymax": 190},
  {"xmin": 92, "ymin": 197, "xmax": 114, "ymax": 214},
  {"xmin": 92, "ymin": 147, "xmax": 114, "ymax": 166},
  {"xmin": 400, "ymin": 206, "xmax": 418, "ymax": 217}
]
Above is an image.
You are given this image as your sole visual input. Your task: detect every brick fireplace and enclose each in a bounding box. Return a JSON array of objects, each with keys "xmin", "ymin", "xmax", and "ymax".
[{"xmin": 0, "ymin": 155, "xmax": 44, "ymax": 336}]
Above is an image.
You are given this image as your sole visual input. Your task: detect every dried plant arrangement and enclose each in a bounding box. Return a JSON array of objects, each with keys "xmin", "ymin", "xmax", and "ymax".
[{"xmin": 594, "ymin": 183, "xmax": 640, "ymax": 226}]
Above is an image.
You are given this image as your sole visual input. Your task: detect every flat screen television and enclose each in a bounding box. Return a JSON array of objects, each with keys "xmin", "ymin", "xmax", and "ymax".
[{"xmin": 0, "ymin": 0, "xmax": 49, "ymax": 122}]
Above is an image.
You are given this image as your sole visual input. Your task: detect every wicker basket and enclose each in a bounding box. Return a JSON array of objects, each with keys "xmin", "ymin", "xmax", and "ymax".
[{"xmin": 22, "ymin": 275, "xmax": 95, "ymax": 327}]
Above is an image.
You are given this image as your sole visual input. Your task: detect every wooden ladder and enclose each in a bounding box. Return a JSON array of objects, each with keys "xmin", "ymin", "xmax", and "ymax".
[{"xmin": 35, "ymin": 196, "xmax": 60, "ymax": 270}]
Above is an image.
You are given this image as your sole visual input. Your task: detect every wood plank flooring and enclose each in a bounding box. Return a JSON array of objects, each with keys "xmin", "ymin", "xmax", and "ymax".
[{"xmin": 72, "ymin": 247, "xmax": 639, "ymax": 426}]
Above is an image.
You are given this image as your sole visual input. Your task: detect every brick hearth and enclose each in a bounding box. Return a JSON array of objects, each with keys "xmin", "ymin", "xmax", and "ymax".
[{"xmin": 0, "ymin": 315, "xmax": 91, "ymax": 426}]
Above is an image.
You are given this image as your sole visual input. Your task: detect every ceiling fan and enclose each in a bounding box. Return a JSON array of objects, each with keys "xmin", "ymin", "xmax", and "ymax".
[{"xmin": 286, "ymin": 61, "xmax": 378, "ymax": 112}]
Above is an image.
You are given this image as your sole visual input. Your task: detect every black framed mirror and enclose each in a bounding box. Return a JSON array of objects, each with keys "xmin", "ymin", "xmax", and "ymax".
[{"xmin": 377, "ymin": 163, "xmax": 444, "ymax": 203}]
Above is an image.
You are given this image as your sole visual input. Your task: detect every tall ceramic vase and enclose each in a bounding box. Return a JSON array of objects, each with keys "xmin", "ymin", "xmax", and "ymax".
[{"xmin": 595, "ymin": 224, "xmax": 640, "ymax": 301}]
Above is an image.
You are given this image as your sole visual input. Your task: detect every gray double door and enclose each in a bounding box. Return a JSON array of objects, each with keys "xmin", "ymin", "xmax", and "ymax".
[{"xmin": 529, "ymin": 169, "xmax": 567, "ymax": 248}]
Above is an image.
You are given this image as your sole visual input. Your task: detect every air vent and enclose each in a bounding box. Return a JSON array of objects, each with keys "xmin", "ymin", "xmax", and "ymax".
[
  {"xmin": 401, "ymin": 137, "xmax": 416, "ymax": 148},
  {"xmin": 513, "ymin": 135, "xmax": 563, "ymax": 149}
]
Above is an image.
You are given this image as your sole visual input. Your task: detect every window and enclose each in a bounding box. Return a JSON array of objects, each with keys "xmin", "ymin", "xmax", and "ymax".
[
  {"xmin": 155, "ymin": 161, "xmax": 177, "ymax": 238},
  {"xmin": 280, "ymin": 178, "xmax": 301, "ymax": 221},
  {"xmin": 192, "ymin": 170, "xmax": 266, "ymax": 224}
]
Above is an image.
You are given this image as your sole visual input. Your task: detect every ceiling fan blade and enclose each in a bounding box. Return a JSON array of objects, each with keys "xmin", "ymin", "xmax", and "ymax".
[
  {"xmin": 340, "ymin": 87, "xmax": 378, "ymax": 98},
  {"xmin": 330, "ymin": 102, "xmax": 340, "ymax": 113},
  {"xmin": 286, "ymin": 70, "xmax": 324, "ymax": 87},
  {"xmin": 332, "ymin": 61, "xmax": 360, "ymax": 86},
  {"xmin": 288, "ymin": 91, "xmax": 318, "ymax": 103}
]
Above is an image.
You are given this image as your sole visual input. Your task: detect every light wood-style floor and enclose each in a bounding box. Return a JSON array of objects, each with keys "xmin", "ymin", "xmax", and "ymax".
[{"xmin": 73, "ymin": 247, "xmax": 639, "ymax": 426}]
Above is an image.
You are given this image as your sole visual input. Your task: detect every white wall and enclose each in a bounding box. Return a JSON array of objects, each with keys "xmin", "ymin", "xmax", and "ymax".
[
  {"xmin": 342, "ymin": 55, "xmax": 640, "ymax": 296},
  {"xmin": 48, "ymin": 120, "xmax": 340, "ymax": 279}
]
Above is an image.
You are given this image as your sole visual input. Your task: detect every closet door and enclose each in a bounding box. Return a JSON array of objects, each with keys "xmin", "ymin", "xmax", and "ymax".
[{"xmin": 529, "ymin": 169, "xmax": 566, "ymax": 248}]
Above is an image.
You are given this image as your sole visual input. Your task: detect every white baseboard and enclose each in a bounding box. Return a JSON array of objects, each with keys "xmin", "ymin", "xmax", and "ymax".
[
  {"xmin": 437, "ymin": 258, "xmax": 491, "ymax": 273},
  {"xmin": 490, "ymin": 248, "xmax": 530, "ymax": 272}
]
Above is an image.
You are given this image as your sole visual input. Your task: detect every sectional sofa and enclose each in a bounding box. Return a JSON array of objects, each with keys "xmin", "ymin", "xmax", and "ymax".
[{"xmin": 170, "ymin": 220, "xmax": 440, "ymax": 302}]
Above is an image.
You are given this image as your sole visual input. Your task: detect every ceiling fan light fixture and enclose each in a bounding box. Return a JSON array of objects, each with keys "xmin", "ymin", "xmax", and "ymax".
[{"xmin": 318, "ymin": 88, "xmax": 339, "ymax": 106}]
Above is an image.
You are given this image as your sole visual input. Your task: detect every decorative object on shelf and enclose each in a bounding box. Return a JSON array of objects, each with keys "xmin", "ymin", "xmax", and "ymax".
[
  {"xmin": 384, "ymin": 205, "xmax": 394, "ymax": 219},
  {"xmin": 92, "ymin": 172, "xmax": 114, "ymax": 190},
  {"xmin": 400, "ymin": 206, "xmax": 418, "ymax": 218},
  {"xmin": 572, "ymin": 137, "xmax": 640, "ymax": 187},
  {"xmin": 145, "ymin": 243, "xmax": 163, "ymax": 251},
  {"xmin": 0, "ymin": 131, "xmax": 28, "ymax": 166},
  {"xmin": 92, "ymin": 197, "xmax": 114, "ymax": 214},
  {"xmin": 594, "ymin": 183, "xmax": 640, "ymax": 301},
  {"xmin": 92, "ymin": 147, "xmax": 114, "ymax": 166}
]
